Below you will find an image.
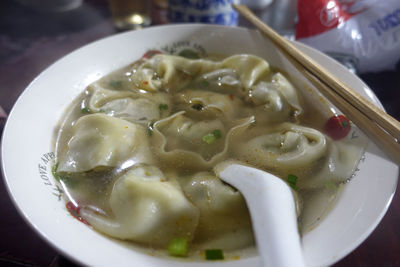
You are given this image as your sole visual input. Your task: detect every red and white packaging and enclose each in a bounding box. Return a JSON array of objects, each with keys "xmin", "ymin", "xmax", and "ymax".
[{"xmin": 296, "ymin": 0, "xmax": 400, "ymax": 73}]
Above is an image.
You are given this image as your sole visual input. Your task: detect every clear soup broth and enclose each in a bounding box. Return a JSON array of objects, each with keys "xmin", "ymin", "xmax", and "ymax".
[{"xmin": 53, "ymin": 51, "xmax": 366, "ymax": 260}]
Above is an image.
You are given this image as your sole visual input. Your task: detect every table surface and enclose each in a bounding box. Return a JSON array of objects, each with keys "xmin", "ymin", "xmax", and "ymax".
[{"xmin": 1, "ymin": 0, "xmax": 399, "ymax": 266}]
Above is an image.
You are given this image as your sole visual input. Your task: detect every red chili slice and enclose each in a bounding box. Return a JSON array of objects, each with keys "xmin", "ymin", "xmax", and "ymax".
[
  {"xmin": 142, "ymin": 50, "xmax": 162, "ymax": 59},
  {"xmin": 66, "ymin": 201, "xmax": 90, "ymax": 225},
  {"xmin": 66, "ymin": 201, "xmax": 80, "ymax": 214},
  {"xmin": 324, "ymin": 114, "xmax": 351, "ymax": 140}
]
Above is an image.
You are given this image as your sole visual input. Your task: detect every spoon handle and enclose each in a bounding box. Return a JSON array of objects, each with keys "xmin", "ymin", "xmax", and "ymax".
[{"xmin": 218, "ymin": 164, "xmax": 305, "ymax": 267}]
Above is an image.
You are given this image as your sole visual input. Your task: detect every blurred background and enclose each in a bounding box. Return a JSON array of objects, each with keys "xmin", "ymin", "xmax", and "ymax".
[{"xmin": 0, "ymin": 0, "xmax": 399, "ymax": 266}]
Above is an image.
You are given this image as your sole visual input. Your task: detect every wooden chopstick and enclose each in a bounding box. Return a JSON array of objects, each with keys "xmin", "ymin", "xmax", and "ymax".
[{"xmin": 233, "ymin": 4, "xmax": 400, "ymax": 164}]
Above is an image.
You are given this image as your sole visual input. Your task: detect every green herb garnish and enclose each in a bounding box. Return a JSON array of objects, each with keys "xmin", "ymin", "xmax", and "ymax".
[
  {"xmin": 51, "ymin": 163, "xmax": 61, "ymax": 182},
  {"xmin": 287, "ymin": 174, "xmax": 298, "ymax": 190},
  {"xmin": 168, "ymin": 237, "xmax": 188, "ymax": 257},
  {"xmin": 202, "ymin": 133, "xmax": 216, "ymax": 144},
  {"xmin": 159, "ymin": 103, "xmax": 169, "ymax": 111},
  {"xmin": 60, "ymin": 176, "xmax": 79, "ymax": 188},
  {"xmin": 109, "ymin": 80, "xmax": 122, "ymax": 89},
  {"xmin": 178, "ymin": 49, "xmax": 200, "ymax": 59},
  {"xmin": 212, "ymin": 129, "xmax": 222, "ymax": 139},
  {"xmin": 205, "ymin": 249, "xmax": 224, "ymax": 260},
  {"xmin": 202, "ymin": 129, "xmax": 222, "ymax": 144},
  {"xmin": 51, "ymin": 164, "xmax": 78, "ymax": 188},
  {"xmin": 81, "ymin": 107, "xmax": 91, "ymax": 114}
]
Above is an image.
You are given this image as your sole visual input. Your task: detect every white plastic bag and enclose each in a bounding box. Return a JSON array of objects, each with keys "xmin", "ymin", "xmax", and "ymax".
[{"xmin": 296, "ymin": 0, "xmax": 400, "ymax": 73}]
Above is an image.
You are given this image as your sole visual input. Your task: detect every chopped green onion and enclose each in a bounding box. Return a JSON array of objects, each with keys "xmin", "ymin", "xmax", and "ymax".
[
  {"xmin": 109, "ymin": 80, "xmax": 122, "ymax": 88},
  {"xmin": 287, "ymin": 174, "xmax": 297, "ymax": 190},
  {"xmin": 159, "ymin": 103, "xmax": 169, "ymax": 111},
  {"xmin": 202, "ymin": 133, "xmax": 216, "ymax": 144},
  {"xmin": 202, "ymin": 129, "xmax": 223, "ymax": 144},
  {"xmin": 203, "ymin": 131, "xmax": 220, "ymax": 143},
  {"xmin": 51, "ymin": 163, "xmax": 61, "ymax": 182},
  {"xmin": 178, "ymin": 49, "xmax": 200, "ymax": 59},
  {"xmin": 212, "ymin": 129, "xmax": 222, "ymax": 139},
  {"xmin": 81, "ymin": 107, "xmax": 91, "ymax": 114},
  {"xmin": 205, "ymin": 249, "xmax": 224, "ymax": 260},
  {"xmin": 168, "ymin": 237, "xmax": 188, "ymax": 257}
]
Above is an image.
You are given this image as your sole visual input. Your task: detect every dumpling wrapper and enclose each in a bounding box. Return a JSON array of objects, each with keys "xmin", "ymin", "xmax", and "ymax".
[
  {"xmin": 235, "ymin": 122, "xmax": 327, "ymax": 170},
  {"xmin": 131, "ymin": 54, "xmax": 270, "ymax": 92},
  {"xmin": 301, "ymin": 137, "xmax": 367, "ymax": 189},
  {"xmin": 198, "ymin": 68, "xmax": 242, "ymax": 94},
  {"xmin": 87, "ymin": 83, "xmax": 171, "ymax": 125},
  {"xmin": 57, "ymin": 114, "xmax": 154, "ymax": 172},
  {"xmin": 178, "ymin": 172, "xmax": 254, "ymax": 250},
  {"xmin": 130, "ymin": 54, "xmax": 219, "ymax": 92},
  {"xmin": 80, "ymin": 165, "xmax": 200, "ymax": 246},
  {"xmin": 222, "ymin": 54, "xmax": 270, "ymax": 89},
  {"xmin": 175, "ymin": 90, "xmax": 247, "ymax": 120},
  {"xmin": 131, "ymin": 54, "xmax": 301, "ymax": 122},
  {"xmin": 234, "ymin": 122, "xmax": 367, "ymax": 189},
  {"xmin": 248, "ymin": 73, "xmax": 302, "ymax": 123},
  {"xmin": 159, "ymin": 112, "xmax": 226, "ymax": 160},
  {"xmin": 152, "ymin": 111, "xmax": 255, "ymax": 171}
]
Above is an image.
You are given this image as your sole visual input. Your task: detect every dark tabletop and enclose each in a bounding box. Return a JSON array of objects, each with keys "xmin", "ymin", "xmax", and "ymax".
[{"xmin": 0, "ymin": 0, "xmax": 399, "ymax": 266}]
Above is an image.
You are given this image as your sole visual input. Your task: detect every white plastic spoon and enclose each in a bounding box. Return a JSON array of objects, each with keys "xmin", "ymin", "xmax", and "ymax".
[{"xmin": 214, "ymin": 162, "xmax": 305, "ymax": 267}]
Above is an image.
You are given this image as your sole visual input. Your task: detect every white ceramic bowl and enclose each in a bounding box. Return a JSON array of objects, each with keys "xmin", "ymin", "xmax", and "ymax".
[{"xmin": 1, "ymin": 24, "xmax": 398, "ymax": 267}]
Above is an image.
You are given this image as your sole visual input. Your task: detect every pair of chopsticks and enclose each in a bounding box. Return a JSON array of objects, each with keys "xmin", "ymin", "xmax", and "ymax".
[{"xmin": 233, "ymin": 4, "xmax": 400, "ymax": 165}]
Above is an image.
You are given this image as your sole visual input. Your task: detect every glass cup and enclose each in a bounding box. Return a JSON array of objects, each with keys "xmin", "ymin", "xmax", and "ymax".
[{"xmin": 108, "ymin": 0, "xmax": 152, "ymax": 30}]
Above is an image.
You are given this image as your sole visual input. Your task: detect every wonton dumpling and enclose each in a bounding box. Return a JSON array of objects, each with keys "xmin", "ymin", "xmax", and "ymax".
[
  {"xmin": 57, "ymin": 114, "xmax": 154, "ymax": 172},
  {"xmin": 178, "ymin": 172, "xmax": 254, "ymax": 249},
  {"xmin": 222, "ymin": 54, "xmax": 270, "ymax": 89},
  {"xmin": 175, "ymin": 90, "xmax": 246, "ymax": 119},
  {"xmin": 235, "ymin": 122, "xmax": 327, "ymax": 170},
  {"xmin": 88, "ymin": 83, "xmax": 135, "ymax": 111},
  {"xmin": 302, "ymin": 139, "xmax": 366, "ymax": 189},
  {"xmin": 130, "ymin": 54, "xmax": 271, "ymax": 93},
  {"xmin": 153, "ymin": 112, "xmax": 255, "ymax": 170},
  {"xmin": 80, "ymin": 165, "xmax": 199, "ymax": 246},
  {"xmin": 87, "ymin": 83, "xmax": 171, "ymax": 124},
  {"xmin": 246, "ymin": 73, "xmax": 302, "ymax": 123},
  {"xmin": 129, "ymin": 63, "xmax": 163, "ymax": 92},
  {"xmin": 131, "ymin": 54, "xmax": 220, "ymax": 92},
  {"xmin": 199, "ymin": 68, "xmax": 242, "ymax": 94},
  {"xmin": 158, "ymin": 112, "xmax": 226, "ymax": 160},
  {"xmin": 250, "ymin": 82, "xmax": 295, "ymax": 123},
  {"xmin": 270, "ymin": 73, "xmax": 302, "ymax": 113}
]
